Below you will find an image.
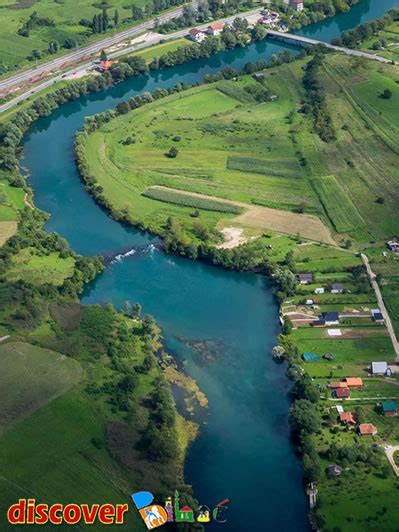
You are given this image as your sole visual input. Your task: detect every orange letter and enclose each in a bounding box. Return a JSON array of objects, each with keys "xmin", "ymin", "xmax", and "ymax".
[
  {"xmin": 7, "ymin": 500, "xmax": 26, "ymax": 525},
  {"xmin": 49, "ymin": 504, "xmax": 63, "ymax": 525},
  {"xmin": 98, "ymin": 504, "xmax": 115, "ymax": 524}
]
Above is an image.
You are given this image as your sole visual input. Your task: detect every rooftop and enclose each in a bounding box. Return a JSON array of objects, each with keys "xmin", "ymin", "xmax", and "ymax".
[
  {"xmin": 208, "ymin": 22, "xmax": 225, "ymax": 30},
  {"xmin": 340, "ymin": 412, "xmax": 356, "ymax": 424},
  {"xmin": 345, "ymin": 377, "xmax": 363, "ymax": 387},
  {"xmin": 382, "ymin": 401, "xmax": 397, "ymax": 412},
  {"xmin": 335, "ymin": 388, "xmax": 350, "ymax": 398},
  {"xmin": 359, "ymin": 423, "xmax": 377, "ymax": 435},
  {"xmin": 372, "ymin": 361, "xmax": 388, "ymax": 373}
]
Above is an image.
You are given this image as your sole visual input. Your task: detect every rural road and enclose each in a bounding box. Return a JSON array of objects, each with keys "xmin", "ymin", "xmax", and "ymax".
[
  {"xmin": 0, "ymin": 8, "xmax": 264, "ymax": 114},
  {"xmin": 385, "ymin": 445, "xmax": 399, "ymax": 477},
  {"xmin": 361, "ymin": 253, "xmax": 399, "ymax": 360}
]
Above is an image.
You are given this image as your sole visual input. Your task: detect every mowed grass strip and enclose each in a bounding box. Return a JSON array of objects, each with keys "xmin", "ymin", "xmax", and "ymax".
[
  {"xmin": 142, "ymin": 186, "xmax": 243, "ymax": 214},
  {"xmin": 0, "ymin": 341, "xmax": 83, "ymax": 433},
  {"xmin": 227, "ymin": 155, "xmax": 301, "ymax": 178},
  {"xmin": 312, "ymin": 175, "xmax": 365, "ymax": 233}
]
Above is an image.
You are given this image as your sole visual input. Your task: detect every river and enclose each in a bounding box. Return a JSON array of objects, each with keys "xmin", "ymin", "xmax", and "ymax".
[{"xmin": 21, "ymin": 0, "xmax": 398, "ymax": 529}]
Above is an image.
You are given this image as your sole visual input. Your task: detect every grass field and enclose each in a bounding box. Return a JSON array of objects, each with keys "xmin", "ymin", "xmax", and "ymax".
[
  {"xmin": 4, "ymin": 246, "xmax": 75, "ymax": 285},
  {"xmin": 84, "ymin": 54, "xmax": 399, "ymax": 248},
  {"xmin": 0, "ymin": 341, "xmax": 83, "ymax": 433}
]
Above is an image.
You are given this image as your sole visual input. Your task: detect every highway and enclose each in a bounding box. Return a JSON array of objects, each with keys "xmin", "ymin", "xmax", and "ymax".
[
  {"xmin": 0, "ymin": 2, "xmax": 200, "ymax": 93},
  {"xmin": 0, "ymin": 8, "xmax": 263, "ymax": 114}
]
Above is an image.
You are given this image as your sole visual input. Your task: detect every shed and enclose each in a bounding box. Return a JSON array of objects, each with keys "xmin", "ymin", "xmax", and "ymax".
[
  {"xmin": 371, "ymin": 309, "xmax": 384, "ymax": 323},
  {"xmin": 371, "ymin": 361, "xmax": 388, "ymax": 375},
  {"xmin": 330, "ymin": 382, "xmax": 347, "ymax": 389},
  {"xmin": 382, "ymin": 401, "xmax": 397, "ymax": 416},
  {"xmin": 314, "ymin": 287, "xmax": 325, "ymax": 294}
]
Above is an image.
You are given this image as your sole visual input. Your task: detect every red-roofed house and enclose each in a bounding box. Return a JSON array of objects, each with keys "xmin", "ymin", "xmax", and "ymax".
[
  {"xmin": 330, "ymin": 382, "xmax": 347, "ymax": 389},
  {"xmin": 207, "ymin": 22, "xmax": 225, "ymax": 36},
  {"xmin": 358, "ymin": 423, "xmax": 377, "ymax": 436},
  {"xmin": 339, "ymin": 412, "xmax": 356, "ymax": 425},
  {"xmin": 334, "ymin": 388, "xmax": 350, "ymax": 399},
  {"xmin": 188, "ymin": 28, "xmax": 206, "ymax": 42},
  {"xmin": 98, "ymin": 60, "xmax": 114, "ymax": 71},
  {"xmin": 345, "ymin": 377, "xmax": 363, "ymax": 388}
]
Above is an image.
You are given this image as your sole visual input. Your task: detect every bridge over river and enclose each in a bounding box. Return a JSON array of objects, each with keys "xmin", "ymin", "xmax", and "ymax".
[{"xmin": 267, "ymin": 29, "xmax": 395, "ymax": 64}]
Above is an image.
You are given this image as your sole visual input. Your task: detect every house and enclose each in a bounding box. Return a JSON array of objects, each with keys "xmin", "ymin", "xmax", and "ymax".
[
  {"xmin": 290, "ymin": 0, "xmax": 304, "ymax": 11},
  {"xmin": 339, "ymin": 412, "xmax": 356, "ymax": 425},
  {"xmin": 387, "ymin": 240, "xmax": 399, "ymax": 253},
  {"xmin": 96, "ymin": 60, "xmax": 114, "ymax": 72},
  {"xmin": 371, "ymin": 361, "xmax": 388, "ymax": 375},
  {"xmin": 330, "ymin": 382, "xmax": 348, "ymax": 389},
  {"xmin": 382, "ymin": 401, "xmax": 397, "ymax": 417},
  {"xmin": 371, "ymin": 309, "xmax": 384, "ymax": 323},
  {"xmin": 358, "ymin": 423, "xmax": 377, "ymax": 436},
  {"xmin": 314, "ymin": 287, "xmax": 325, "ymax": 294},
  {"xmin": 207, "ymin": 22, "xmax": 225, "ymax": 36},
  {"xmin": 327, "ymin": 464, "xmax": 343, "ymax": 478},
  {"xmin": 188, "ymin": 28, "xmax": 206, "ymax": 42},
  {"xmin": 345, "ymin": 377, "xmax": 363, "ymax": 388},
  {"xmin": 331, "ymin": 283, "xmax": 343, "ymax": 294},
  {"xmin": 299, "ymin": 273, "xmax": 313, "ymax": 284},
  {"xmin": 322, "ymin": 312, "xmax": 340, "ymax": 326},
  {"xmin": 334, "ymin": 387, "xmax": 350, "ymax": 399}
]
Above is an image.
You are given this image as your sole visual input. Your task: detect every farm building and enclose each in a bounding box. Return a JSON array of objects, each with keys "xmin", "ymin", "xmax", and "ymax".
[
  {"xmin": 371, "ymin": 361, "xmax": 388, "ymax": 375},
  {"xmin": 331, "ymin": 283, "xmax": 343, "ymax": 294},
  {"xmin": 371, "ymin": 309, "xmax": 384, "ymax": 323},
  {"xmin": 345, "ymin": 377, "xmax": 363, "ymax": 388},
  {"xmin": 311, "ymin": 312, "xmax": 340, "ymax": 327},
  {"xmin": 387, "ymin": 240, "xmax": 399, "ymax": 253},
  {"xmin": 299, "ymin": 273, "xmax": 313, "ymax": 284},
  {"xmin": 330, "ymin": 382, "xmax": 348, "ymax": 389},
  {"xmin": 339, "ymin": 412, "xmax": 356, "ymax": 425},
  {"xmin": 290, "ymin": 0, "xmax": 304, "ymax": 11},
  {"xmin": 334, "ymin": 388, "xmax": 350, "ymax": 399},
  {"xmin": 188, "ymin": 28, "xmax": 207, "ymax": 42},
  {"xmin": 382, "ymin": 401, "xmax": 397, "ymax": 417},
  {"xmin": 358, "ymin": 423, "xmax": 377, "ymax": 436},
  {"xmin": 327, "ymin": 464, "xmax": 342, "ymax": 478},
  {"xmin": 207, "ymin": 22, "xmax": 225, "ymax": 35}
]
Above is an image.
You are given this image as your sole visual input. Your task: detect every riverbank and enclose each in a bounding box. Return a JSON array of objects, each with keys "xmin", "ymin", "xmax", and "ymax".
[{"xmin": 76, "ymin": 43, "xmax": 399, "ymax": 529}]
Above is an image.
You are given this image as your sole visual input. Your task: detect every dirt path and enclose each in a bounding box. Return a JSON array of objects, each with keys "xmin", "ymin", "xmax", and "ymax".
[
  {"xmin": 361, "ymin": 253, "xmax": 399, "ymax": 360},
  {"xmin": 149, "ymin": 186, "xmax": 336, "ymax": 246}
]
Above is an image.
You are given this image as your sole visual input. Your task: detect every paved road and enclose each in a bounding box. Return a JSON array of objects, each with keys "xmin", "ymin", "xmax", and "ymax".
[
  {"xmin": 0, "ymin": 2, "xmax": 200, "ymax": 93},
  {"xmin": 385, "ymin": 445, "xmax": 399, "ymax": 477},
  {"xmin": 362, "ymin": 253, "xmax": 399, "ymax": 360},
  {"xmin": 0, "ymin": 8, "xmax": 263, "ymax": 114},
  {"xmin": 267, "ymin": 29, "xmax": 395, "ymax": 64}
]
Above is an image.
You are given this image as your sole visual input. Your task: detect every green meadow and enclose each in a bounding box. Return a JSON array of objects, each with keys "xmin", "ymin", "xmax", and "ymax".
[{"xmin": 84, "ymin": 53, "xmax": 399, "ymax": 247}]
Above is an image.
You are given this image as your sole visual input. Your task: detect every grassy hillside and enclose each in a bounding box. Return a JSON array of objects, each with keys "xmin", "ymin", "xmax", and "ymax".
[{"xmin": 83, "ymin": 53, "xmax": 399, "ymax": 248}]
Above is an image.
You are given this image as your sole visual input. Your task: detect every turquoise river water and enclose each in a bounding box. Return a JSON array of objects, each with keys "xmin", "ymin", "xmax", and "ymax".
[{"xmin": 21, "ymin": 0, "xmax": 398, "ymax": 529}]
